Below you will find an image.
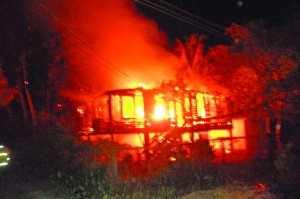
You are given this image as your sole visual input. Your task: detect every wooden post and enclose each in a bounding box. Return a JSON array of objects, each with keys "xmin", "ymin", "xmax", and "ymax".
[
  {"xmin": 144, "ymin": 131, "xmax": 150, "ymax": 161},
  {"xmin": 21, "ymin": 51, "xmax": 37, "ymax": 126}
]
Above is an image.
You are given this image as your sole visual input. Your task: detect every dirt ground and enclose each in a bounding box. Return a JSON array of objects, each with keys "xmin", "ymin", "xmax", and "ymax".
[
  {"xmin": 181, "ymin": 181, "xmax": 283, "ymax": 199},
  {"xmin": 0, "ymin": 168, "xmax": 51, "ymax": 199}
]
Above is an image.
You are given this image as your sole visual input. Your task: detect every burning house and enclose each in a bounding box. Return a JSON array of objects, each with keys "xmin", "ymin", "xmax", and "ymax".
[
  {"xmin": 48, "ymin": 0, "xmax": 256, "ymax": 163},
  {"xmin": 76, "ymin": 86, "xmax": 250, "ymax": 162}
]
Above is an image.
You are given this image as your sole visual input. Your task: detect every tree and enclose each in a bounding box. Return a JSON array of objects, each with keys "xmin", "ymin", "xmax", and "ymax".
[
  {"xmin": 175, "ymin": 22, "xmax": 299, "ymax": 157},
  {"xmin": 0, "ymin": 1, "xmax": 67, "ymax": 127},
  {"xmin": 174, "ymin": 34, "xmax": 217, "ymax": 91},
  {"xmin": 225, "ymin": 23, "xmax": 298, "ymax": 120},
  {"xmin": 0, "ymin": 67, "xmax": 16, "ymax": 107}
]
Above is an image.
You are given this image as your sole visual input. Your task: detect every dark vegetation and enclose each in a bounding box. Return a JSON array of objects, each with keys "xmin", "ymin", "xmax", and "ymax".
[{"xmin": 2, "ymin": 122, "xmax": 298, "ymax": 198}]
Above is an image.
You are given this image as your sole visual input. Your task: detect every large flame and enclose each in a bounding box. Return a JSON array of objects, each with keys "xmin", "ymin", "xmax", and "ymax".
[{"xmin": 46, "ymin": 0, "xmax": 181, "ymax": 93}]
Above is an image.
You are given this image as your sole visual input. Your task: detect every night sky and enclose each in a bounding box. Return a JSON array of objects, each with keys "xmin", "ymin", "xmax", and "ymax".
[
  {"xmin": 134, "ymin": 0, "xmax": 300, "ymax": 43},
  {"xmin": 0, "ymin": 0, "xmax": 299, "ymax": 90}
]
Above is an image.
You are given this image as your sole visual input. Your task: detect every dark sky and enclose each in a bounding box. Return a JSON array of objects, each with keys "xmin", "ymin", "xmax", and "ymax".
[{"xmin": 134, "ymin": 0, "xmax": 300, "ymax": 43}]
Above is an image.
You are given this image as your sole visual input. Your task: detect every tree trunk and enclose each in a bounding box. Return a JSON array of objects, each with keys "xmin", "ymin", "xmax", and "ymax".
[
  {"xmin": 16, "ymin": 89, "xmax": 28, "ymax": 123},
  {"xmin": 21, "ymin": 51, "xmax": 37, "ymax": 126}
]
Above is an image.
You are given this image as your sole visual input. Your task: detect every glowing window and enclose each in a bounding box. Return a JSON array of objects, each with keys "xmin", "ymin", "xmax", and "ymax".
[{"xmin": 122, "ymin": 96, "xmax": 135, "ymax": 118}]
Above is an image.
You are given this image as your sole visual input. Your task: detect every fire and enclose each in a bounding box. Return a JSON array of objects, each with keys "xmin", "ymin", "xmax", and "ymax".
[
  {"xmin": 225, "ymin": 149, "xmax": 231, "ymax": 154},
  {"xmin": 152, "ymin": 95, "xmax": 167, "ymax": 120},
  {"xmin": 77, "ymin": 107, "xmax": 84, "ymax": 115},
  {"xmin": 136, "ymin": 107, "xmax": 145, "ymax": 118},
  {"xmin": 48, "ymin": 0, "xmax": 181, "ymax": 92},
  {"xmin": 153, "ymin": 103, "xmax": 166, "ymax": 120},
  {"xmin": 169, "ymin": 156, "xmax": 176, "ymax": 162},
  {"xmin": 76, "ymin": 87, "xmax": 250, "ymax": 163}
]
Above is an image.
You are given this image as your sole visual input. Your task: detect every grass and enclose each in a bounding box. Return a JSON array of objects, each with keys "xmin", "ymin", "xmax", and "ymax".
[{"xmin": 4, "ymin": 124, "xmax": 296, "ymax": 198}]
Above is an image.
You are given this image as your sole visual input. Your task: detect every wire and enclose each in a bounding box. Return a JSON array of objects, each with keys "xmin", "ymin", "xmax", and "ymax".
[
  {"xmin": 135, "ymin": 0, "xmax": 230, "ymax": 40},
  {"xmin": 135, "ymin": 0, "xmax": 228, "ymax": 39},
  {"xmin": 159, "ymin": 0, "xmax": 225, "ymax": 31},
  {"xmin": 37, "ymin": 0, "xmax": 139, "ymax": 85}
]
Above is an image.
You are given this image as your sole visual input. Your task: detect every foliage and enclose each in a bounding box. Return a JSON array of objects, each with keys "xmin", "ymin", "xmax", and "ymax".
[
  {"xmin": 49, "ymin": 165, "xmax": 111, "ymax": 199},
  {"xmin": 0, "ymin": 67, "xmax": 16, "ymax": 106},
  {"xmin": 16, "ymin": 124, "xmax": 99, "ymax": 178},
  {"xmin": 14, "ymin": 128, "xmax": 283, "ymax": 199},
  {"xmin": 0, "ymin": 1, "xmax": 66, "ymax": 128},
  {"xmin": 47, "ymin": 159, "xmax": 233, "ymax": 198},
  {"xmin": 138, "ymin": 160, "xmax": 232, "ymax": 199},
  {"xmin": 175, "ymin": 23, "xmax": 299, "ymax": 120},
  {"xmin": 225, "ymin": 23, "xmax": 298, "ymax": 119},
  {"xmin": 274, "ymin": 143, "xmax": 296, "ymax": 172},
  {"xmin": 274, "ymin": 141, "xmax": 300, "ymax": 195}
]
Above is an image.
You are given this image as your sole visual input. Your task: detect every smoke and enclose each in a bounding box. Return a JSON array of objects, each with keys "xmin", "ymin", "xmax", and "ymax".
[{"xmin": 46, "ymin": 0, "xmax": 180, "ymax": 93}]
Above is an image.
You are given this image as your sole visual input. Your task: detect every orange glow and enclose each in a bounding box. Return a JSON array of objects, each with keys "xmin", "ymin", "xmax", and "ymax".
[
  {"xmin": 158, "ymin": 136, "xmax": 165, "ymax": 143},
  {"xmin": 153, "ymin": 95, "xmax": 166, "ymax": 120},
  {"xmin": 135, "ymin": 95, "xmax": 144, "ymax": 119},
  {"xmin": 169, "ymin": 102, "xmax": 175, "ymax": 118},
  {"xmin": 77, "ymin": 107, "xmax": 85, "ymax": 115},
  {"xmin": 209, "ymin": 130, "xmax": 230, "ymax": 150},
  {"xmin": 136, "ymin": 107, "xmax": 144, "ymax": 118},
  {"xmin": 169, "ymin": 156, "xmax": 176, "ymax": 162},
  {"xmin": 169, "ymin": 109, "xmax": 175, "ymax": 118},
  {"xmin": 176, "ymin": 102, "xmax": 184, "ymax": 127},
  {"xmin": 208, "ymin": 118, "xmax": 247, "ymax": 151},
  {"xmin": 184, "ymin": 97, "xmax": 190, "ymax": 114},
  {"xmin": 209, "ymin": 130, "xmax": 230, "ymax": 139},
  {"xmin": 120, "ymin": 134, "xmax": 144, "ymax": 147},
  {"xmin": 122, "ymin": 96, "xmax": 135, "ymax": 118},
  {"xmin": 138, "ymin": 83, "xmax": 147, "ymax": 89},
  {"xmin": 182, "ymin": 133, "xmax": 191, "ymax": 142},
  {"xmin": 77, "ymin": 87, "xmax": 252, "ymax": 164},
  {"xmin": 232, "ymin": 118, "xmax": 247, "ymax": 150},
  {"xmin": 153, "ymin": 104, "xmax": 166, "ymax": 120},
  {"xmin": 49, "ymin": 0, "xmax": 181, "ymax": 92},
  {"xmin": 196, "ymin": 93, "xmax": 210, "ymax": 118}
]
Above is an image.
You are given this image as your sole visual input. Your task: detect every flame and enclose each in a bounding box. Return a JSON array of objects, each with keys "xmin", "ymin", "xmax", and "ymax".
[
  {"xmin": 77, "ymin": 107, "xmax": 84, "ymax": 115},
  {"xmin": 152, "ymin": 95, "xmax": 166, "ymax": 120},
  {"xmin": 138, "ymin": 83, "xmax": 147, "ymax": 89},
  {"xmin": 47, "ymin": 0, "xmax": 181, "ymax": 93},
  {"xmin": 136, "ymin": 107, "xmax": 145, "ymax": 118},
  {"xmin": 169, "ymin": 156, "xmax": 176, "ymax": 162},
  {"xmin": 169, "ymin": 109, "xmax": 175, "ymax": 118},
  {"xmin": 153, "ymin": 103, "xmax": 166, "ymax": 120}
]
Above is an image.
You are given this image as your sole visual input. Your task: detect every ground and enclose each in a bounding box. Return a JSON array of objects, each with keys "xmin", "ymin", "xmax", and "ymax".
[
  {"xmin": 181, "ymin": 181, "xmax": 282, "ymax": 199},
  {"xmin": 1, "ymin": 168, "xmax": 283, "ymax": 199}
]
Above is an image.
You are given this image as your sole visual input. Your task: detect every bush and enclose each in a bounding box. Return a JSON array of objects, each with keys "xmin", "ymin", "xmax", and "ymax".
[
  {"xmin": 13, "ymin": 123, "xmax": 288, "ymax": 198},
  {"xmin": 15, "ymin": 124, "xmax": 99, "ymax": 178},
  {"xmin": 144, "ymin": 160, "xmax": 232, "ymax": 197},
  {"xmin": 46, "ymin": 158, "xmax": 234, "ymax": 198},
  {"xmin": 49, "ymin": 164, "xmax": 112, "ymax": 199},
  {"xmin": 274, "ymin": 141, "xmax": 300, "ymax": 196}
]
